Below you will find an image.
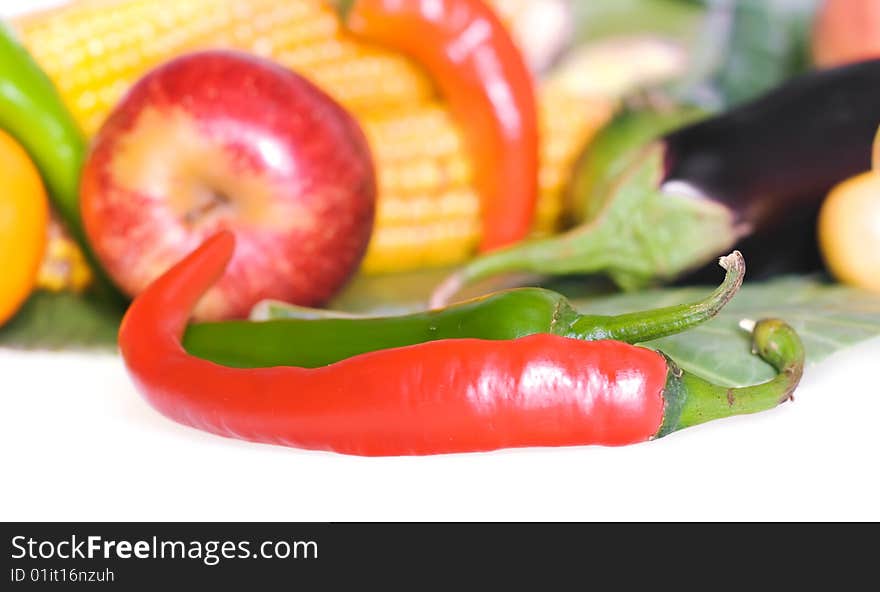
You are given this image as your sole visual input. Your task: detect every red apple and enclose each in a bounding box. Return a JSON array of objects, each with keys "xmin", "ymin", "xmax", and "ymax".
[{"xmin": 81, "ymin": 50, "xmax": 376, "ymax": 320}]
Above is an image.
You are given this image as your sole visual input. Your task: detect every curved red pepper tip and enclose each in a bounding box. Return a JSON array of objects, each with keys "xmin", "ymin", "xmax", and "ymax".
[
  {"xmin": 118, "ymin": 230, "xmax": 236, "ymax": 345},
  {"xmin": 200, "ymin": 230, "xmax": 236, "ymax": 260},
  {"xmin": 155, "ymin": 229, "xmax": 236, "ymax": 310}
]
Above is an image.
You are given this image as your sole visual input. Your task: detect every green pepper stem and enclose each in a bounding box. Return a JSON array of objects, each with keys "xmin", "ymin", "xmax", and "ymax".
[
  {"xmin": 429, "ymin": 144, "xmax": 742, "ymax": 308},
  {"xmin": 429, "ymin": 220, "xmax": 618, "ymax": 309},
  {"xmin": 562, "ymin": 250, "xmax": 744, "ymax": 343},
  {"xmin": 657, "ymin": 318, "xmax": 805, "ymax": 437}
]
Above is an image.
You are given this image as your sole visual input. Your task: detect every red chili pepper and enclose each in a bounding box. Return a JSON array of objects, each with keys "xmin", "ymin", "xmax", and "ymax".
[
  {"xmin": 119, "ymin": 232, "xmax": 804, "ymax": 456},
  {"xmin": 340, "ymin": 0, "xmax": 539, "ymax": 252}
]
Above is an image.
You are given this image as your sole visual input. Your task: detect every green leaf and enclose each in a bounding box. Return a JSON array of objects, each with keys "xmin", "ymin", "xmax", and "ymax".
[
  {"xmin": 705, "ymin": 0, "xmax": 818, "ymax": 107},
  {"xmin": 573, "ymin": 276, "xmax": 880, "ymax": 386},
  {"xmin": 0, "ymin": 291, "xmax": 123, "ymax": 351}
]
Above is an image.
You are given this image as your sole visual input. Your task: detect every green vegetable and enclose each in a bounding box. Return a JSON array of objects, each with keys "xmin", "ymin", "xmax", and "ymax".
[
  {"xmin": 238, "ymin": 274, "xmax": 880, "ymax": 388},
  {"xmin": 567, "ymin": 99, "xmax": 707, "ymax": 224},
  {"xmin": 430, "ymin": 60, "xmax": 880, "ymax": 305},
  {"xmin": 576, "ymin": 276, "xmax": 880, "ymax": 386},
  {"xmin": 0, "ymin": 23, "xmax": 83, "ymax": 238},
  {"xmin": 183, "ymin": 253, "xmax": 744, "ymax": 369},
  {"xmin": 0, "ymin": 22, "xmax": 122, "ymax": 306}
]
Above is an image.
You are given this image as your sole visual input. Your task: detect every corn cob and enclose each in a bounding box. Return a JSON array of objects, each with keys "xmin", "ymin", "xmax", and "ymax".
[
  {"xmin": 14, "ymin": 0, "xmax": 437, "ymax": 136},
  {"xmin": 14, "ymin": 0, "xmax": 611, "ymax": 278}
]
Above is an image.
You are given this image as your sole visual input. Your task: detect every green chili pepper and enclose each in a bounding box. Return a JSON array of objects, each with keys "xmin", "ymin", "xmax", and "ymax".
[
  {"xmin": 183, "ymin": 251, "xmax": 743, "ymax": 369},
  {"xmin": 0, "ymin": 22, "xmax": 121, "ymax": 305}
]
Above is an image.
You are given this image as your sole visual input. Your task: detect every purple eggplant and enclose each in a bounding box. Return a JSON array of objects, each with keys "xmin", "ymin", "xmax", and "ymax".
[{"xmin": 431, "ymin": 59, "xmax": 880, "ymax": 306}]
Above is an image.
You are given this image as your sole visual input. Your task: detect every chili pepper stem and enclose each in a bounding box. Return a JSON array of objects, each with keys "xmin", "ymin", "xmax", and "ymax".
[
  {"xmin": 563, "ymin": 250, "xmax": 744, "ymax": 343},
  {"xmin": 657, "ymin": 318, "xmax": 804, "ymax": 437},
  {"xmin": 430, "ymin": 144, "xmax": 742, "ymax": 307}
]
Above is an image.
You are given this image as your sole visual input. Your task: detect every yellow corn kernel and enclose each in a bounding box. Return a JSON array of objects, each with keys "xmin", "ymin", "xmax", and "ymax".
[
  {"xmin": 14, "ymin": 0, "xmax": 436, "ymax": 137},
  {"xmin": 533, "ymin": 89, "xmax": 616, "ymax": 235},
  {"xmin": 36, "ymin": 217, "xmax": 93, "ymax": 294}
]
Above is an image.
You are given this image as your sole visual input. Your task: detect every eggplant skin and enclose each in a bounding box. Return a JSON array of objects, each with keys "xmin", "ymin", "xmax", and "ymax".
[{"xmin": 662, "ymin": 58, "xmax": 880, "ymax": 234}]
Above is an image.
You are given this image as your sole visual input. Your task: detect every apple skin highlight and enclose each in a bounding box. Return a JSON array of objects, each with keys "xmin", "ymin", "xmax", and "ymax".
[{"xmin": 81, "ymin": 50, "xmax": 377, "ymax": 320}]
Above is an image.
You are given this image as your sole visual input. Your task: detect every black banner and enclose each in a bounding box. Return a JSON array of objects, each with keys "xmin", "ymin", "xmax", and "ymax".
[{"xmin": 0, "ymin": 522, "xmax": 872, "ymax": 586}]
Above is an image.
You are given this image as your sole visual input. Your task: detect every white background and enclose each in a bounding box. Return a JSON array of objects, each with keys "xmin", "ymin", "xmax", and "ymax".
[{"xmin": 1, "ymin": 0, "xmax": 879, "ymax": 521}]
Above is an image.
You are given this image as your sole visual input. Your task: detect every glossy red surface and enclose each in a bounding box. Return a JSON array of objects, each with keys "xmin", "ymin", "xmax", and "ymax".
[
  {"xmin": 119, "ymin": 233, "xmax": 668, "ymax": 456},
  {"xmin": 346, "ymin": 0, "xmax": 539, "ymax": 252},
  {"xmin": 81, "ymin": 50, "xmax": 376, "ymax": 320}
]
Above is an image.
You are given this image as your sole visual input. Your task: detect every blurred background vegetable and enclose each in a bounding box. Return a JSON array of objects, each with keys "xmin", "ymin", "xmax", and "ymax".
[
  {"xmin": 342, "ymin": 0, "xmax": 540, "ymax": 253},
  {"xmin": 544, "ymin": 36, "xmax": 688, "ymax": 103},
  {"xmin": 0, "ymin": 22, "xmax": 82, "ymax": 239},
  {"xmin": 81, "ymin": 50, "xmax": 378, "ymax": 321},
  {"xmin": 35, "ymin": 217, "xmax": 92, "ymax": 294},
  {"xmin": 818, "ymin": 172, "xmax": 880, "ymax": 293},
  {"xmin": 572, "ymin": 0, "xmax": 702, "ymax": 43},
  {"xmin": 0, "ymin": 22, "xmax": 118, "ymax": 305},
  {"xmin": 565, "ymin": 99, "xmax": 707, "ymax": 224},
  {"xmin": 491, "ymin": 0, "xmax": 573, "ymax": 72},
  {"xmin": 817, "ymin": 130, "xmax": 880, "ymax": 294},
  {"xmin": 431, "ymin": 59, "xmax": 880, "ymax": 306},
  {"xmin": 812, "ymin": 0, "xmax": 880, "ymax": 67},
  {"xmin": 0, "ymin": 128, "xmax": 48, "ymax": 325},
  {"xmin": 11, "ymin": 0, "xmax": 639, "ymax": 276}
]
